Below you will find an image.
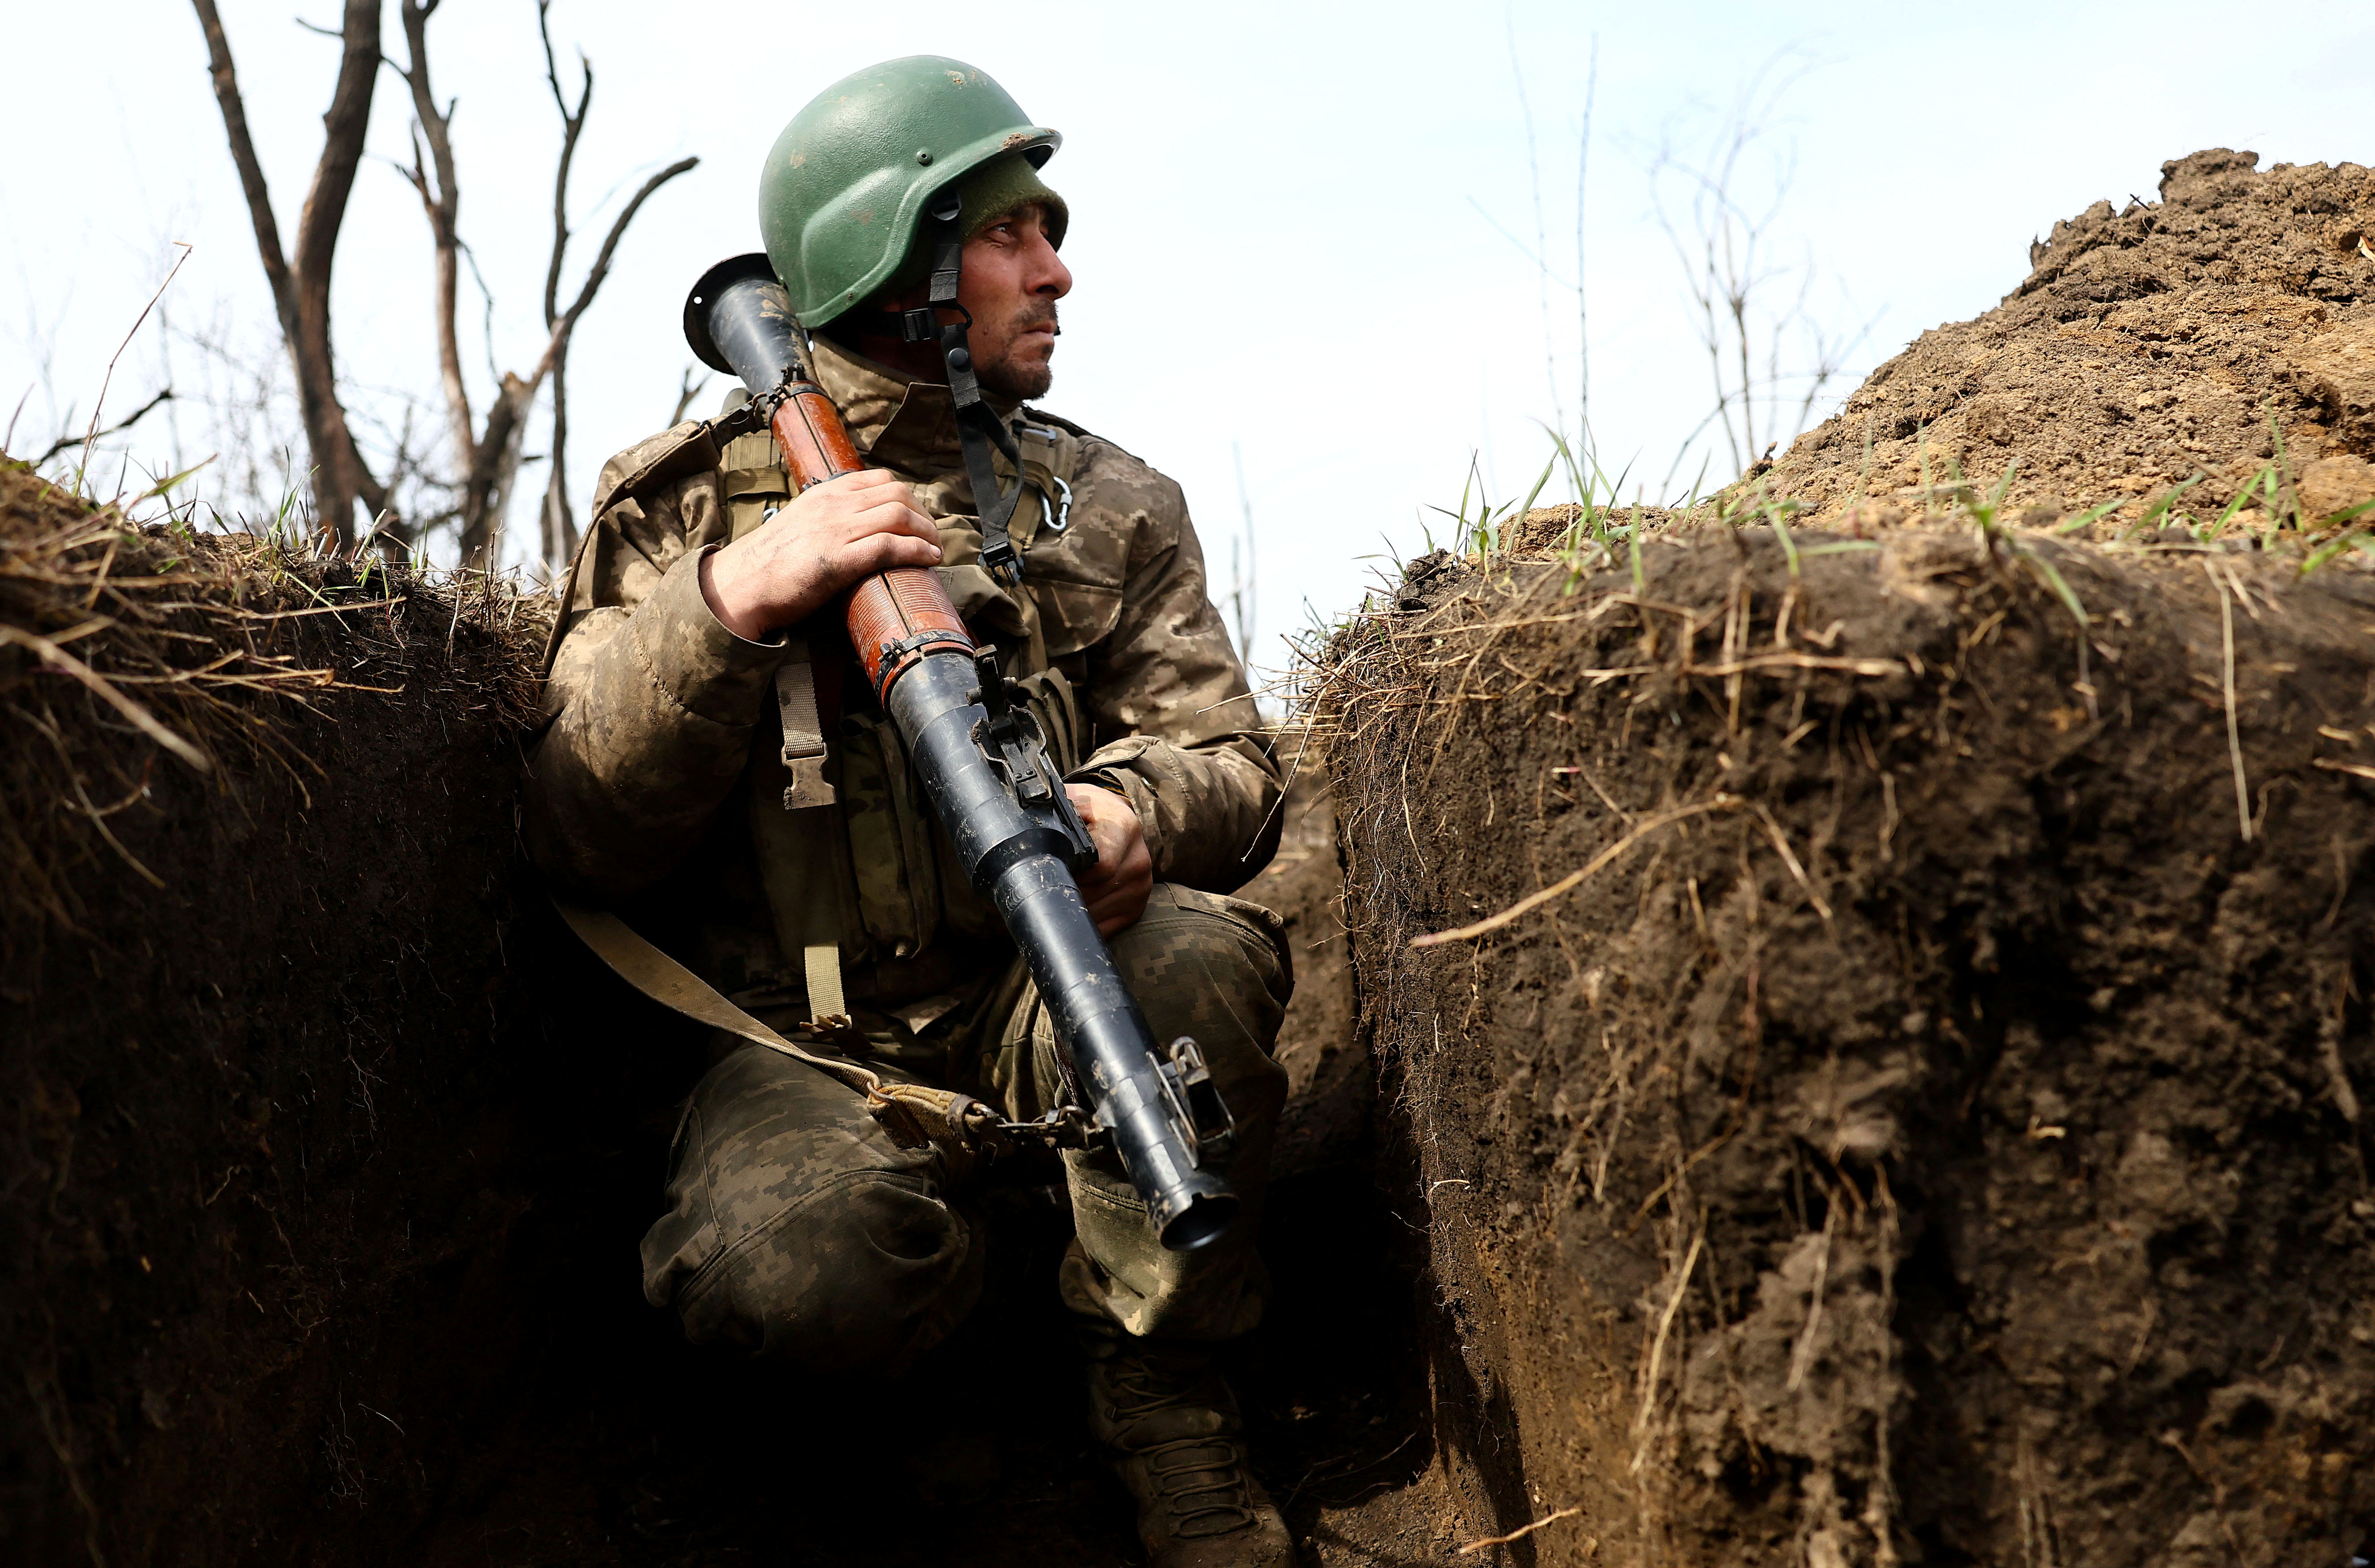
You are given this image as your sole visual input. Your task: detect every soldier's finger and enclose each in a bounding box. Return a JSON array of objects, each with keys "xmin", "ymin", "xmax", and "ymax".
[
  {"xmin": 817, "ymin": 466, "xmax": 901, "ymax": 497},
  {"xmin": 795, "ymin": 470, "xmax": 904, "ymax": 529},
  {"xmin": 836, "ymin": 469, "xmax": 927, "ymax": 522},
  {"xmin": 1079, "ymin": 886, "xmax": 1127, "ymax": 934},
  {"xmin": 840, "ymin": 532, "xmax": 942, "ymax": 576},
  {"xmin": 844, "ymin": 496, "xmax": 942, "ymax": 546}
]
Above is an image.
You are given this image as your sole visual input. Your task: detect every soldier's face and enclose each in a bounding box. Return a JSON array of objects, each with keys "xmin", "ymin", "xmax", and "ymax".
[{"xmin": 959, "ymin": 203, "xmax": 1070, "ymax": 401}]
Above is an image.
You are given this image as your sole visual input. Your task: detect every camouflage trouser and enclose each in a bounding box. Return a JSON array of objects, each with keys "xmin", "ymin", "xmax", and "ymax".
[{"xmin": 638, "ymin": 884, "xmax": 1293, "ymax": 1376}]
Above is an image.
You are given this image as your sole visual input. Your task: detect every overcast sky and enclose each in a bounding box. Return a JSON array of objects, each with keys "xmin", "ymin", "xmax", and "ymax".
[{"xmin": 5, "ymin": 1, "xmax": 2366, "ymax": 683}]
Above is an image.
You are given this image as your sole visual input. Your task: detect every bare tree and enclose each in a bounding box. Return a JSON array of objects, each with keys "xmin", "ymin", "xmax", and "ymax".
[
  {"xmin": 190, "ymin": 0, "xmax": 692, "ymax": 566},
  {"xmin": 191, "ymin": 0, "xmax": 391, "ymax": 548},
  {"xmin": 391, "ymin": 0, "xmax": 694, "ymax": 568},
  {"xmin": 1647, "ymin": 58, "xmax": 1876, "ymax": 489}
]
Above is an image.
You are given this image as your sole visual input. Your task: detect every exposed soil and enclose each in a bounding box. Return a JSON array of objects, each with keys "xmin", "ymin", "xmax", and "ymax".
[
  {"xmin": 1311, "ymin": 149, "xmax": 2375, "ymax": 1568},
  {"xmin": 1326, "ymin": 531, "xmax": 2375, "ymax": 1565},
  {"xmin": 2, "ymin": 465, "xmax": 564, "ymax": 1565},
  {"xmin": 1759, "ymin": 150, "xmax": 2375, "ymax": 530}
]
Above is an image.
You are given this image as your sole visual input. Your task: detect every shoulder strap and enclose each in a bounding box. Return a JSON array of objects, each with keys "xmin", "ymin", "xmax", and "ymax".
[
  {"xmin": 772, "ymin": 638, "xmax": 836, "ymax": 811},
  {"xmin": 552, "ymin": 894, "xmax": 870, "ymax": 1085},
  {"xmin": 549, "ymin": 894, "xmax": 1007, "ymax": 1160}
]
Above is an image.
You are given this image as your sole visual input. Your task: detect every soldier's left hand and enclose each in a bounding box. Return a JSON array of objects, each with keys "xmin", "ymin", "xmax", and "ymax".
[{"xmin": 1066, "ymin": 784, "xmax": 1151, "ymax": 935}]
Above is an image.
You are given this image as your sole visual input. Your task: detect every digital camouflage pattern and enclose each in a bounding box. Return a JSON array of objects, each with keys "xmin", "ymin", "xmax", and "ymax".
[
  {"xmin": 639, "ymin": 883, "xmax": 1291, "ymax": 1369},
  {"xmin": 524, "ymin": 337, "xmax": 1287, "ymax": 1347}
]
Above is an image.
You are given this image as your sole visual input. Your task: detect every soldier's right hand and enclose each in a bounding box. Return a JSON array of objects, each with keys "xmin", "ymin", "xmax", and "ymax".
[{"xmin": 699, "ymin": 468, "xmax": 943, "ymax": 641}]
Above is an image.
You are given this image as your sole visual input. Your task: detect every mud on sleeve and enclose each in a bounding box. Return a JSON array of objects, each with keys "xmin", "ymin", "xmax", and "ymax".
[
  {"xmin": 524, "ymin": 464, "xmax": 782, "ymax": 899},
  {"xmin": 1071, "ymin": 481, "xmax": 1282, "ymax": 895}
]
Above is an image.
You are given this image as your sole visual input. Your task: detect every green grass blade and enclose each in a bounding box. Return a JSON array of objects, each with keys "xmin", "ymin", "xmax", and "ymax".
[
  {"xmin": 2301, "ymin": 531, "xmax": 2365, "ymax": 576},
  {"xmin": 1986, "ymin": 458, "xmax": 2020, "ymax": 514},
  {"xmin": 2017, "ymin": 546, "xmax": 2090, "ymax": 627},
  {"xmin": 2205, "ymin": 468, "xmax": 2274, "ymax": 540},
  {"xmin": 2055, "ymin": 498, "xmax": 2128, "ymax": 536},
  {"xmin": 133, "ymin": 454, "xmax": 217, "ymax": 504},
  {"xmin": 1764, "ymin": 497, "xmax": 1801, "ymax": 579},
  {"xmin": 2119, "ymin": 474, "xmax": 2205, "ymax": 543}
]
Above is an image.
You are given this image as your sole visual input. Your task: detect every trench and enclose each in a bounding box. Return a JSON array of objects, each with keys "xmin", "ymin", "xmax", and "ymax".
[{"xmin": 4, "ymin": 570, "xmax": 1458, "ymax": 1568}]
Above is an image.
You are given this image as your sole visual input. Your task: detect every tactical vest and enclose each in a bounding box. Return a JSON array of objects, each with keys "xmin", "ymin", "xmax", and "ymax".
[{"xmin": 714, "ymin": 417, "xmax": 1100, "ymax": 1007}]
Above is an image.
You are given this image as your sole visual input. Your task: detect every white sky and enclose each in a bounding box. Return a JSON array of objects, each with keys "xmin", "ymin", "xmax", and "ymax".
[{"xmin": 5, "ymin": 1, "xmax": 2367, "ymax": 686}]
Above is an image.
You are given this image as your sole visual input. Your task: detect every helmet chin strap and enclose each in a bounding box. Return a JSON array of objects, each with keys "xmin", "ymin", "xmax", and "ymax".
[{"xmin": 854, "ymin": 190, "xmax": 1027, "ymax": 586}]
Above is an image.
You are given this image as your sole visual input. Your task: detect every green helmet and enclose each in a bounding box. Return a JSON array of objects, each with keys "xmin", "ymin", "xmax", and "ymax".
[{"xmin": 760, "ymin": 57, "xmax": 1061, "ymax": 329}]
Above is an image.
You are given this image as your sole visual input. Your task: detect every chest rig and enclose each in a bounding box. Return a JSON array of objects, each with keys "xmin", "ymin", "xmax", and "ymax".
[{"xmin": 716, "ymin": 412, "xmax": 1087, "ymax": 1030}]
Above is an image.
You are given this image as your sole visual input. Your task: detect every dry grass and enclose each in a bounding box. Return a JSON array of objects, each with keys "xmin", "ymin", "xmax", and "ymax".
[{"xmin": 0, "ymin": 457, "xmax": 549, "ymax": 954}]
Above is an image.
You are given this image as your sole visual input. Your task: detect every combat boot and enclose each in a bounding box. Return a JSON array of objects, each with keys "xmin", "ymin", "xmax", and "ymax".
[{"xmin": 1083, "ymin": 1329, "xmax": 1295, "ymax": 1568}]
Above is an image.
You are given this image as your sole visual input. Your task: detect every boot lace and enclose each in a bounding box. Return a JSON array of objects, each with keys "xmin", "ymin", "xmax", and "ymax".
[
  {"xmin": 1140, "ymin": 1436, "xmax": 1257, "ymax": 1539},
  {"xmin": 1107, "ymin": 1363, "xmax": 1258, "ymax": 1540}
]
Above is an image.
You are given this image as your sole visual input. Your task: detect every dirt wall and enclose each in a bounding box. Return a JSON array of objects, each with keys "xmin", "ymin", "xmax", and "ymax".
[
  {"xmin": 0, "ymin": 468, "xmax": 619, "ymax": 1564},
  {"xmin": 1324, "ymin": 530, "xmax": 2375, "ymax": 1565},
  {"xmin": 1317, "ymin": 145, "xmax": 2375, "ymax": 1568}
]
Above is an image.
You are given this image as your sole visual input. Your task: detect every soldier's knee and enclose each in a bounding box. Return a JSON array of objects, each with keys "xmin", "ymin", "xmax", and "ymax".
[
  {"xmin": 1101, "ymin": 885, "xmax": 1293, "ymax": 1136},
  {"xmin": 1110, "ymin": 884, "xmax": 1295, "ymax": 1051},
  {"xmin": 639, "ymin": 1046, "xmax": 983, "ymax": 1377},
  {"xmin": 671, "ymin": 1168, "xmax": 982, "ymax": 1378}
]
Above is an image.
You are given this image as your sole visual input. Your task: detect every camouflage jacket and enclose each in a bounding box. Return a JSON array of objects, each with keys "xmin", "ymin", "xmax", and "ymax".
[{"xmin": 524, "ymin": 336, "xmax": 1280, "ymax": 1057}]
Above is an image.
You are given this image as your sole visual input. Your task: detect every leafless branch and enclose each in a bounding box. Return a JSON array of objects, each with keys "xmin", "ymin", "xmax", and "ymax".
[
  {"xmin": 189, "ymin": 0, "xmax": 389, "ymax": 545},
  {"xmin": 38, "ymin": 388, "xmax": 176, "ymax": 467},
  {"xmin": 538, "ymin": 0, "xmax": 590, "ymax": 333},
  {"xmin": 394, "ymin": 0, "xmax": 473, "ymax": 504},
  {"xmin": 549, "ymin": 158, "xmax": 700, "ymax": 360},
  {"xmin": 529, "ymin": 153, "xmax": 698, "ymax": 569},
  {"xmin": 1645, "ymin": 51, "xmax": 1871, "ymax": 490},
  {"xmin": 669, "ymin": 364, "xmax": 711, "ymax": 427}
]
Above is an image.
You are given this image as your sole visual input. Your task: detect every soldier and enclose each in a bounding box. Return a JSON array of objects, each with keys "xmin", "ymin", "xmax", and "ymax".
[{"xmin": 526, "ymin": 56, "xmax": 1295, "ymax": 1568}]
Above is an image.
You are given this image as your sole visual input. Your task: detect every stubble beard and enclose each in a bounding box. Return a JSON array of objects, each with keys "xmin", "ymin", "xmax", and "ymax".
[{"xmin": 978, "ymin": 301, "xmax": 1059, "ymax": 402}]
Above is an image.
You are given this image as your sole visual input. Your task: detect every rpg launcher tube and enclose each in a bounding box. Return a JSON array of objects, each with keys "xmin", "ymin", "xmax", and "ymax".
[
  {"xmin": 683, "ymin": 255, "xmax": 1239, "ymax": 1251},
  {"xmin": 886, "ymin": 651, "xmax": 1238, "ymax": 1251}
]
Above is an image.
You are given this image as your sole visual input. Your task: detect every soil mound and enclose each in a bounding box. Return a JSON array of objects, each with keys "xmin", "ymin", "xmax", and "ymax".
[
  {"xmin": 1313, "ymin": 151, "xmax": 2375, "ymax": 1567},
  {"xmin": 1761, "ymin": 150, "xmax": 2375, "ymax": 532}
]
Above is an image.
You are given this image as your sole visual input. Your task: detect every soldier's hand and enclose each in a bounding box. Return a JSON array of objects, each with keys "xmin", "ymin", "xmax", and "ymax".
[
  {"xmin": 699, "ymin": 468, "xmax": 943, "ymax": 640},
  {"xmin": 1067, "ymin": 784, "xmax": 1152, "ymax": 936}
]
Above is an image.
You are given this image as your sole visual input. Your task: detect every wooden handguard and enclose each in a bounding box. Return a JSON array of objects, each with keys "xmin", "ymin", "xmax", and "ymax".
[{"xmin": 766, "ymin": 385, "xmax": 973, "ymax": 699}]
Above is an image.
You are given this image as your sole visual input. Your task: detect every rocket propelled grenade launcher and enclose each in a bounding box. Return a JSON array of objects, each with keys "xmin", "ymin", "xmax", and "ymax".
[{"xmin": 684, "ymin": 254, "xmax": 1239, "ymax": 1252}]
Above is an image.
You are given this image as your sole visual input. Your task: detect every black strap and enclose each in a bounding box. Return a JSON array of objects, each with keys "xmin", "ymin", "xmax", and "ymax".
[
  {"xmin": 845, "ymin": 306, "xmax": 942, "ymax": 344},
  {"xmin": 918, "ymin": 193, "xmax": 1025, "ymax": 586}
]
